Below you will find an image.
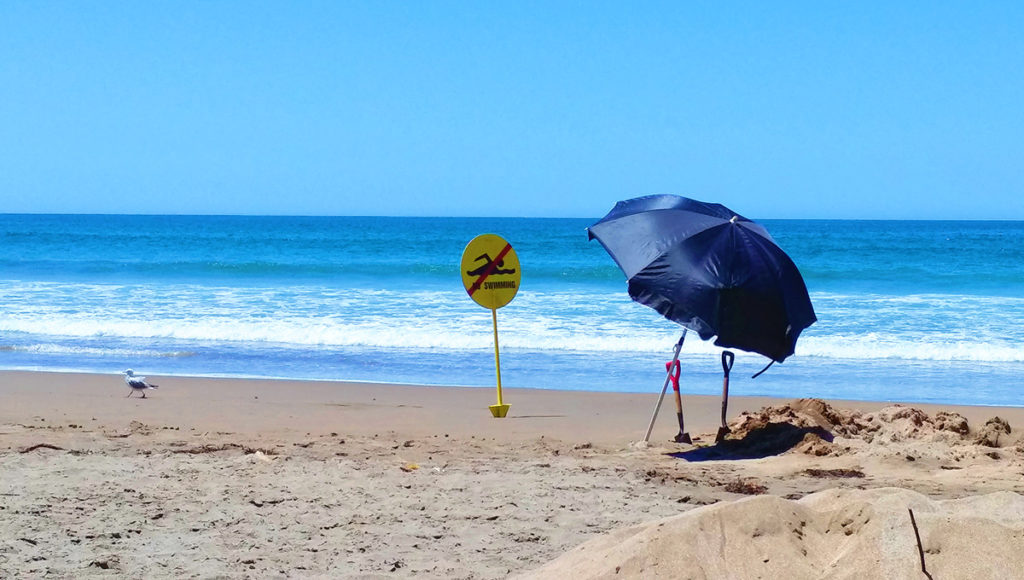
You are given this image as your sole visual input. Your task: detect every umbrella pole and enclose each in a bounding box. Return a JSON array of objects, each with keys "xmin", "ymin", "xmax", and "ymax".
[
  {"xmin": 643, "ymin": 331, "xmax": 688, "ymax": 444},
  {"xmin": 715, "ymin": 351, "xmax": 735, "ymax": 442}
]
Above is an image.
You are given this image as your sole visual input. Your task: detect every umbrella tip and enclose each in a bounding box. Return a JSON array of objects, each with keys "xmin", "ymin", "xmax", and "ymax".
[{"xmin": 730, "ymin": 215, "xmax": 738, "ymax": 223}]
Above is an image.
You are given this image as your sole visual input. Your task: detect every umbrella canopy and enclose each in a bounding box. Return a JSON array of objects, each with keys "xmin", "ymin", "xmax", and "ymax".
[{"xmin": 588, "ymin": 194, "xmax": 816, "ymax": 363}]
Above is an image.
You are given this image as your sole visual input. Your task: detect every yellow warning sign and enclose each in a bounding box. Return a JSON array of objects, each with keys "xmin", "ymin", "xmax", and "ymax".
[{"xmin": 461, "ymin": 234, "xmax": 521, "ymax": 310}]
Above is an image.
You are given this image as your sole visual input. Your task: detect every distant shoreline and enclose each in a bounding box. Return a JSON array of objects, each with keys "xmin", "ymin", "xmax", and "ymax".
[
  {"xmin": 4, "ymin": 369, "xmax": 1024, "ymax": 442},
  {"xmin": 2, "ymin": 366, "xmax": 1023, "ymax": 411}
]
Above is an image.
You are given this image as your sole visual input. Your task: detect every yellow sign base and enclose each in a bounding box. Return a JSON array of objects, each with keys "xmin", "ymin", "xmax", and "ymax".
[{"xmin": 489, "ymin": 404, "xmax": 510, "ymax": 418}]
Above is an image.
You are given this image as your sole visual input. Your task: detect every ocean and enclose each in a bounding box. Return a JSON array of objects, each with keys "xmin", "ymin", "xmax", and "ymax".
[{"xmin": 1, "ymin": 214, "xmax": 1023, "ymax": 407}]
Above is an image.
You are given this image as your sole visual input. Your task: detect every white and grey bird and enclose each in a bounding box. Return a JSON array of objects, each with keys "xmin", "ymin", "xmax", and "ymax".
[{"xmin": 122, "ymin": 369, "xmax": 158, "ymax": 398}]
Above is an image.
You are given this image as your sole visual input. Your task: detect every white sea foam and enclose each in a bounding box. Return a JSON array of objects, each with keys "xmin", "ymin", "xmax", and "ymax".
[
  {"xmin": 1, "ymin": 282, "xmax": 1022, "ymax": 363},
  {"xmin": 795, "ymin": 335, "xmax": 1024, "ymax": 362},
  {"xmin": 0, "ymin": 344, "xmax": 195, "ymax": 358},
  {"xmin": 2, "ymin": 312, "xmax": 1021, "ymax": 363}
]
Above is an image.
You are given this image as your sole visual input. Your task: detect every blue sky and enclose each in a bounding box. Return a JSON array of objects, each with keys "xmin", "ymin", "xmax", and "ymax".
[{"xmin": 2, "ymin": 2, "xmax": 1022, "ymax": 219}]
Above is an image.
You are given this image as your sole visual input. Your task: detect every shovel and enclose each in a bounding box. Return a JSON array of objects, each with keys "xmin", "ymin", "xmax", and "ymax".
[
  {"xmin": 642, "ymin": 331, "xmax": 689, "ymax": 444},
  {"xmin": 667, "ymin": 358, "xmax": 691, "ymax": 444},
  {"xmin": 715, "ymin": 351, "xmax": 735, "ymax": 443}
]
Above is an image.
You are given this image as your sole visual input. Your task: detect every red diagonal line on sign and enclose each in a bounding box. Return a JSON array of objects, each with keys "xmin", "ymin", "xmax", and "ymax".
[{"xmin": 467, "ymin": 243, "xmax": 513, "ymax": 297}]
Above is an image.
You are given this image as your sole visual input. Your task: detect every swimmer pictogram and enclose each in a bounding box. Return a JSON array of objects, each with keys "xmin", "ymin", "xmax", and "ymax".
[
  {"xmin": 466, "ymin": 253, "xmax": 517, "ymax": 278},
  {"xmin": 465, "ymin": 246, "xmax": 517, "ymax": 297}
]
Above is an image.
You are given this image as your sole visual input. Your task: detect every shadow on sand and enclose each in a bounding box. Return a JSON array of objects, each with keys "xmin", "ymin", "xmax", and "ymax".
[{"xmin": 668, "ymin": 422, "xmax": 834, "ymax": 462}]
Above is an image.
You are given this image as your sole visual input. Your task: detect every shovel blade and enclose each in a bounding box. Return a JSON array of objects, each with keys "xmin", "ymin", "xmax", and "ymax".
[{"xmin": 715, "ymin": 426, "xmax": 731, "ymax": 443}]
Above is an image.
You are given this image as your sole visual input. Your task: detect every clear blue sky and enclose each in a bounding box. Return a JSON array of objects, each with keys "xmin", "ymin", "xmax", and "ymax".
[{"xmin": 2, "ymin": 2, "xmax": 1022, "ymax": 219}]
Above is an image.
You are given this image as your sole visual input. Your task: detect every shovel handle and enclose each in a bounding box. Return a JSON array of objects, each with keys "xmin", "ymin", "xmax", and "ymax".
[
  {"xmin": 719, "ymin": 351, "xmax": 734, "ymax": 430},
  {"xmin": 665, "ymin": 360, "xmax": 681, "ymax": 392}
]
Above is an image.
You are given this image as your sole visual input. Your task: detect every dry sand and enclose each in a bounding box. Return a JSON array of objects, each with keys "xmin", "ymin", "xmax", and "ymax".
[{"xmin": 2, "ymin": 371, "xmax": 1024, "ymax": 578}]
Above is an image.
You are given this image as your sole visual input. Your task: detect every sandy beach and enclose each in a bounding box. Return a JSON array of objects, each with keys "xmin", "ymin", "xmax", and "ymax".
[{"xmin": 3, "ymin": 371, "xmax": 1024, "ymax": 578}]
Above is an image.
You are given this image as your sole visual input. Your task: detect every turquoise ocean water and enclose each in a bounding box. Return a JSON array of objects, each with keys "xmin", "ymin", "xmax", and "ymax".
[{"xmin": 1, "ymin": 215, "xmax": 1023, "ymax": 406}]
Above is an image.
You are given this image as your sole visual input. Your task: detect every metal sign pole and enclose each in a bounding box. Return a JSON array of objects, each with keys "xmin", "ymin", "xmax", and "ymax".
[{"xmin": 490, "ymin": 307, "xmax": 508, "ymax": 416}]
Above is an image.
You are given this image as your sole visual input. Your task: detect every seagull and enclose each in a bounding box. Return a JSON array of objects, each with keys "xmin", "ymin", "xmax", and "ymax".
[{"xmin": 122, "ymin": 369, "xmax": 158, "ymax": 398}]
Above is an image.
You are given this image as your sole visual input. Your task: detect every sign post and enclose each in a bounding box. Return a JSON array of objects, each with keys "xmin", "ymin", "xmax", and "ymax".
[{"xmin": 460, "ymin": 234, "xmax": 521, "ymax": 418}]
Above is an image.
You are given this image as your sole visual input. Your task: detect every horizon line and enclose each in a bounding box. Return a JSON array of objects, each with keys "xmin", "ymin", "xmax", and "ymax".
[{"xmin": 1, "ymin": 211, "xmax": 1022, "ymax": 222}]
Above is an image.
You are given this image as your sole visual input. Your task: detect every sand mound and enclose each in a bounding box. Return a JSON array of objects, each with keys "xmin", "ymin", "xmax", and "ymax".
[
  {"xmin": 516, "ymin": 488, "xmax": 1024, "ymax": 579},
  {"xmin": 728, "ymin": 398, "xmax": 971, "ymax": 443},
  {"xmin": 713, "ymin": 399, "xmax": 1022, "ymax": 458}
]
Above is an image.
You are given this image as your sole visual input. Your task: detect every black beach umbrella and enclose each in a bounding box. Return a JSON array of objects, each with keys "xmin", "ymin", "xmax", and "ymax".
[{"xmin": 588, "ymin": 194, "xmax": 816, "ymax": 441}]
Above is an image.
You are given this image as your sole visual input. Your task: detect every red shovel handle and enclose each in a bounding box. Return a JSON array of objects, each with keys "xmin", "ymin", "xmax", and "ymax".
[{"xmin": 665, "ymin": 360, "xmax": 681, "ymax": 392}]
